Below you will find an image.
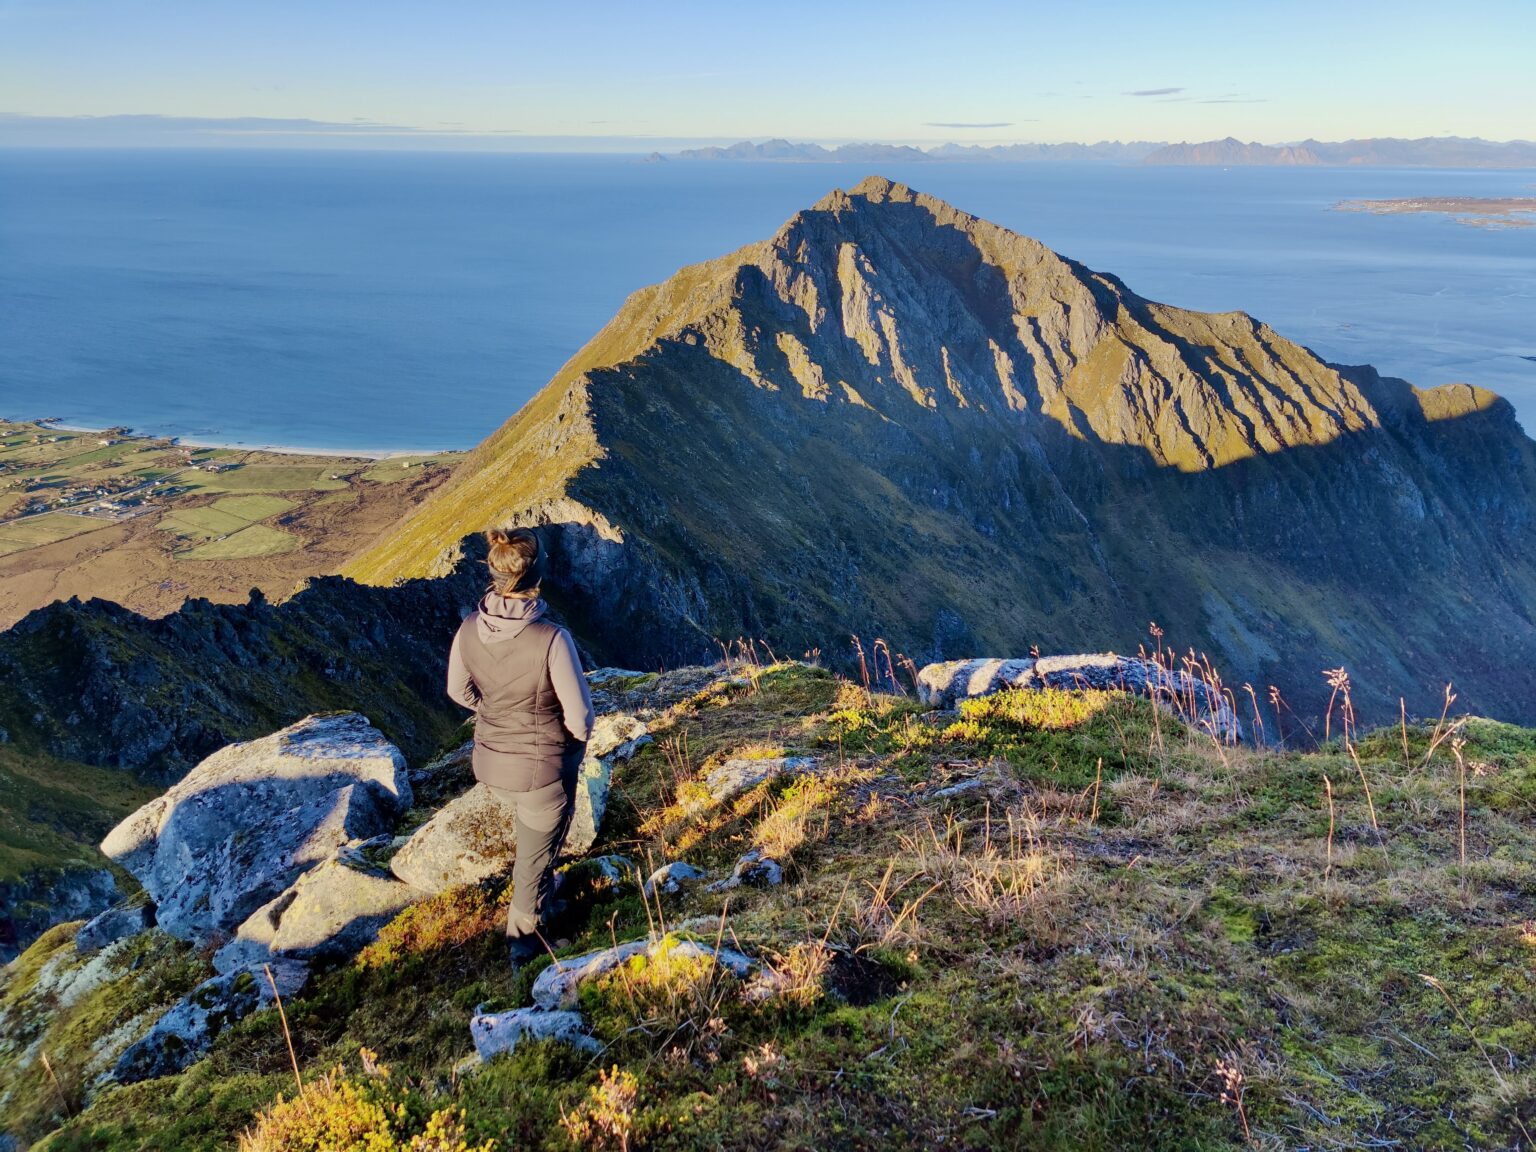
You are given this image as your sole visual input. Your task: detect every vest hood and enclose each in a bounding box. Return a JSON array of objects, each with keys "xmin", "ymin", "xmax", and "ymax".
[{"xmin": 476, "ymin": 593, "xmax": 547, "ymax": 644}]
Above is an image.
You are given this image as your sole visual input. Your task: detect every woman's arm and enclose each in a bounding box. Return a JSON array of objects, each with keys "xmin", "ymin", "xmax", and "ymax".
[
  {"xmin": 446, "ymin": 625, "xmax": 481, "ymax": 710},
  {"xmin": 549, "ymin": 628, "xmax": 596, "ymax": 743}
]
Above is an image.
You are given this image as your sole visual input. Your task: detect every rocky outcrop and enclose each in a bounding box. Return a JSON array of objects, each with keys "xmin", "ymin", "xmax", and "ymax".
[
  {"xmin": 918, "ymin": 654, "xmax": 1243, "ymax": 742},
  {"xmin": 101, "ymin": 713, "xmax": 412, "ymax": 943},
  {"xmin": 345, "ymin": 177, "xmax": 1536, "ymax": 726},
  {"xmin": 110, "ymin": 961, "xmax": 308, "ymax": 1085},
  {"xmin": 704, "ymin": 756, "xmax": 819, "ymax": 804},
  {"xmin": 214, "ymin": 840, "xmax": 418, "ymax": 973},
  {"xmin": 75, "ymin": 898, "xmax": 155, "ymax": 955}
]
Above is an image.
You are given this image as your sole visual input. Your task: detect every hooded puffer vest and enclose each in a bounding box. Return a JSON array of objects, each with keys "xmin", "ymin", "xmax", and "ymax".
[{"xmin": 454, "ymin": 614, "xmax": 573, "ymax": 791}]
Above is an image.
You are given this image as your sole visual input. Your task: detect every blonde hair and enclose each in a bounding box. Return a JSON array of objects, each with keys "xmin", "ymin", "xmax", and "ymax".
[{"xmin": 485, "ymin": 525, "xmax": 543, "ymax": 598}]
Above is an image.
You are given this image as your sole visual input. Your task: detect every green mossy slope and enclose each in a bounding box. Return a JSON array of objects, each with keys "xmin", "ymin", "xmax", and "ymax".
[{"xmin": 8, "ymin": 664, "xmax": 1535, "ymax": 1150}]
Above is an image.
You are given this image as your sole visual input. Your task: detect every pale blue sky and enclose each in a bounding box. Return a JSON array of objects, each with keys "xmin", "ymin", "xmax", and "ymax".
[{"xmin": 2, "ymin": 0, "xmax": 1533, "ymax": 147}]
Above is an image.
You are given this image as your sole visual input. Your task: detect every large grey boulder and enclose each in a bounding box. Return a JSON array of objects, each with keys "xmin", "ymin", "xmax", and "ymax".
[
  {"xmin": 917, "ymin": 655, "xmax": 1243, "ymax": 743},
  {"xmin": 390, "ymin": 713, "xmax": 649, "ymax": 895},
  {"xmin": 110, "ymin": 961, "xmax": 308, "ymax": 1085},
  {"xmin": 214, "ymin": 839, "xmax": 419, "ymax": 973},
  {"xmin": 101, "ymin": 713, "xmax": 412, "ymax": 943},
  {"xmin": 388, "ymin": 784, "xmax": 519, "ymax": 894}
]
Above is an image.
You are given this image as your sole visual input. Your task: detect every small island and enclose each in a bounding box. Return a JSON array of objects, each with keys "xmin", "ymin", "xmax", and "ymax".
[{"xmin": 1335, "ymin": 196, "xmax": 1536, "ymax": 229}]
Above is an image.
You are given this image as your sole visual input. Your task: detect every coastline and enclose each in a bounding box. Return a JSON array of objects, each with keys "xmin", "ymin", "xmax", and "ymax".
[{"xmin": 31, "ymin": 417, "xmax": 464, "ymax": 461}]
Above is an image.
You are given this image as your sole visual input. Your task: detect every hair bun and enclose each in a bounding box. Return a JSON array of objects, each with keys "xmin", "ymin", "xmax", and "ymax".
[{"xmin": 484, "ymin": 525, "xmax": 546, "ymax": 595}]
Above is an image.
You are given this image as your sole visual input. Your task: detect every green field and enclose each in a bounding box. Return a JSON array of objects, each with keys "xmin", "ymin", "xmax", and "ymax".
[
  {"xmin": 158, "ymin": 494, "xmax": 299, "ymax": 558},
  {"xmin": 182, "ymin": 464, "xmax": 350, "ymax": 493},
  {"xmin": 0, "ymin": 513, "xmax": 109, "ymax": 557},
  {"xmin": 176, "ymin": 523, "xmax": 300, "ymax": 560},
  {"xmin": 210, "ymin": 494, "xmax": 297, "ymax": 520},
  {"xmin": 158, "ymin": 506, "xmax": 251, "ymax": 539},
  {"xmin": 157, "ymin": 494, "xmax": 297, "ymax": 543},
  {"xmin": 360, "ymin": 455, "xmax": 452, "ymax": 483}
]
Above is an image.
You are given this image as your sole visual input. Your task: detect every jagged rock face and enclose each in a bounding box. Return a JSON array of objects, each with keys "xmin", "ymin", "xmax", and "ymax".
[
  {"xmin": 347, "ymin": 177, "xmax": 1536, "ymax": 723},
  {"xmin": 0, "ymin": 570, "xmax": 478, "ymax": 784},
  {"xmin": 101, "ymin": 713, "xmax": 412, "ymax": 943},
  {"xmin": 0, "ymin": 866, "xmax": 117, "ymax": 964}
]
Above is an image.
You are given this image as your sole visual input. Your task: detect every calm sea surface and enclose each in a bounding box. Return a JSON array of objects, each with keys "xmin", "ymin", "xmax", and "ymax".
[{"xmin": 1, "ymin": 150, "xmax": 1533, "ymax": 452}]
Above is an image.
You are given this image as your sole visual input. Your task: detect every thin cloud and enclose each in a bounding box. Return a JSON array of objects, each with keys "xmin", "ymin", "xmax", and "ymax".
[
  {"xmin": 925, "ymin": 121, "xmax": 1013, "ymax": 128},
  {"xmin": 1126, "ymin": 87, "xmax": 1184, "ymax": 97}
]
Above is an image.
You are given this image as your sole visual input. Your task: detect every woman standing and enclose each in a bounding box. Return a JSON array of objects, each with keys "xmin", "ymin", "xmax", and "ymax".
[{"xmin": 446, "ymin": 526, "xmax": 595, "ymax": 966}]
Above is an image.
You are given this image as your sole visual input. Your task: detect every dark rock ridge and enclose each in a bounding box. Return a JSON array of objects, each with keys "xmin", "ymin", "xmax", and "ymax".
[
  {"xmin": 0, "ymin": 866, "xmax": 116, "ymax": 964},
  {"xmin": 348, "ymin": 176, "xmax": 1536, "ymax": 724},
  {"xmin": 0, "ymin": 570, "xmax": 479, "ymax": 783}
]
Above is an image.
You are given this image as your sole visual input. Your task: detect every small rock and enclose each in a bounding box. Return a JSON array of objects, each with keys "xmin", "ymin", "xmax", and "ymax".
[
  {"xmin": 584, "ymin": 854, "xmax": 637, "ymax": 885},
  {"xmin": 643, "ymin": 861, "xmax": 708, "ymax": 898},
  {"xmin": 470, "ymin": 1007, "xmax": 599, "ymax": 1058},
  {"xmin": 704, "ymin": 756, "xmax": 818, "ymax": 803},
  {"xmin": 76, "ymin": 899, "xmax": 156, "ymax": 954},
  {"xmin": 928, "ymin": 777, "xmax": 986, "ymax": 800},
  {"xmin": 707, "ymin": 849, "xmax": 783, "ymax": 892},
  {"xmin": 110, "ymin": 961, "xmax": 308, "ymax": 1084},
  {"xmin": 531, "ymin": 937, "xmax": 758, "ymax": 1010}
]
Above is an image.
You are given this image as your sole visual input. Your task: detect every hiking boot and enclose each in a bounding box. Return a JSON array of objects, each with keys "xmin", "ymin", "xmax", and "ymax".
[{"xmin": 508, "ymin": 933, "xmax": 542, "ymax": 970}]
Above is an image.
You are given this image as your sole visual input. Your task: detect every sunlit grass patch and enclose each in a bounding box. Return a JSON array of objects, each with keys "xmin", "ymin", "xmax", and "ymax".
[
  {"xmin": 238, "ymin": 1054, "xmax": 493, "ymax": 1152},
  {"xmin": 957, "ymin": 685, "xmax": 1121, "ymax": 731},
  {"xmin": 355, "ymin": 883, "xmax": 506, "ymax": 972}
]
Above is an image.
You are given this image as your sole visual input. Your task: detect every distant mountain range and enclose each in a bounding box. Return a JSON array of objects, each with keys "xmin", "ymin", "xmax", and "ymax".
[
  {"xmin": 1143, "ymin": 136, "xmax": 1536, "ymax": 167},
  {"xmin": 668, "ymin": 139, "xmax": 1164, "ymax": 164},
  {"xmin": 668, "ymin": 136, "xmax": 1536, "ymax": 168},
  {"xmin": 347, "ymin": 176, "xmax": 1536, "ymax": 724}
]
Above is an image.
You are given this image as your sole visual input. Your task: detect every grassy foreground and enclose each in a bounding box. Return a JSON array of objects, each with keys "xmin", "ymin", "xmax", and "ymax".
[{"xmin": 5, "ymin": 662, "xmax": 1535, "ymax": 1150}]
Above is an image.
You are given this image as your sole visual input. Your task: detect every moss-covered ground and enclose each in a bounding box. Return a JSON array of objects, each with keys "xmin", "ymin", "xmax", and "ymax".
[{"xmin": 6, "ymin": 663, "xmax": 1535, "ymax": 1150}]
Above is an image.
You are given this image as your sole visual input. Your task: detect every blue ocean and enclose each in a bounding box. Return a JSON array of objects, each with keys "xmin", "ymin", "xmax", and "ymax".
[{"xmin": 1, "ymin": 149, "xmax": 1533, "ymax": 452}]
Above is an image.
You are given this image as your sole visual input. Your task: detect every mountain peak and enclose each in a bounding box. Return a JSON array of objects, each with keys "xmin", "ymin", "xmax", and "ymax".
[{"xmin": 346, "ymin": 181, "xmax": 1536, "ymax": 724}]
